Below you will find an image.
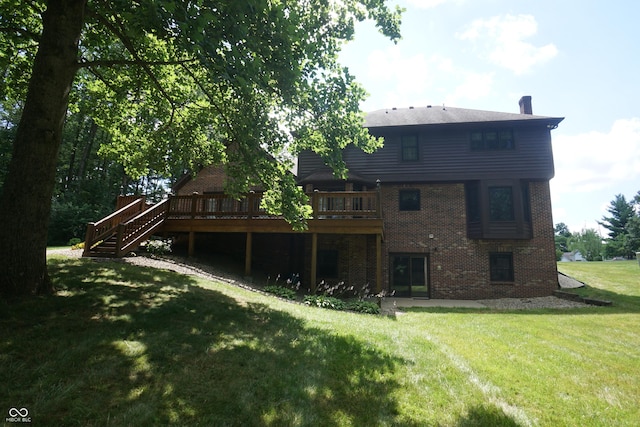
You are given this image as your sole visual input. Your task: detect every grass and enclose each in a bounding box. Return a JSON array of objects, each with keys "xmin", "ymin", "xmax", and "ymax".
[{"xmin": 0, "ymin": 255, "xmax": 638, "ymax": 426}]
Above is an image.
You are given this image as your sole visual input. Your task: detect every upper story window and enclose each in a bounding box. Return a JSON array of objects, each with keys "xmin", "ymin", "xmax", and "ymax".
[
  {"xmin": 470, "ymin": 130, "xmax": 514, "ymax": 150},
  {"xmin": 401, "ymin": 135, "xmax": 419, "ymax": 161},
  {"xmin": 399, "ymin": 189, "xmax": 420, "ymax": 211}
]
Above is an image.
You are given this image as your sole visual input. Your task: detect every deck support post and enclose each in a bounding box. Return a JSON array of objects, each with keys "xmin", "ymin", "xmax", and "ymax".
[
  {"xmin": 376, "ymin": 233, "xmax": 382, "ymax": 293},
  {"xmin": 311, "ymin": 233, "xmax": 318, "ymax": 293},
  {"xmin": 245, "ymin": 232, "xmax": 253, "ymax": 277},
  {"xmin": 188, "ymin": 231, "xmax": 195, "ymax": 257}
]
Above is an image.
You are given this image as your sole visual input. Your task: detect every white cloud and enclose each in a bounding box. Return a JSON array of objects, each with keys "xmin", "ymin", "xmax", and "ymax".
[
  {"xmin": 552, "ymin": 118, "xmax": 640, "ymax": 195},
  {"xmin": 444, "ymin": 71, "xmax": 494, "ymax": 106},
  {"xmin": 363, "ymin": 47, "xmax": 495, "ymax": 109},
  {"xmin": 457, "ymin": 14, "xmax": 558, "ymax": 75},
  {"xmin": 365, "ymin": 46, "xmax": 434, "ymax": 108}
]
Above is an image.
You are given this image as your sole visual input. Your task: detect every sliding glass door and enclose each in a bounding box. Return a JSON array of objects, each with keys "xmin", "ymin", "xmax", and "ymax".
[{"xmin": 390, "ymin": 254, "xmax": 429, "ymax": 298}]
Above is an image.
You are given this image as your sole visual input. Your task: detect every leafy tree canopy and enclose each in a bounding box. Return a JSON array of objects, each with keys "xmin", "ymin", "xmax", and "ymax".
[
  {"xmin": 568, "ymin": 228, "xmax": 603, "ymax": 262},
  {"xmin": 1, "ymin": 0, "xmax": 402, "ymax": 226},
  {"xmin": 0, "ymin": 0, "xmax": 402, "ymax": 297},
  {"xmin": 554, "ymin": 222, "xmax": 571, "ymax": 237}
]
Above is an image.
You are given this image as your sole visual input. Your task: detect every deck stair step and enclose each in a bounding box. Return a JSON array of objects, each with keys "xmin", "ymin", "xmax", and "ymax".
[{"xmin": 83, "ymin": 197, "xmax": 168, "ymax": 258}]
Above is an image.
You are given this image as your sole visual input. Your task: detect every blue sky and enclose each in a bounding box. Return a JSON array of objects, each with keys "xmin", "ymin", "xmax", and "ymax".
[{"xmin": 338, "ymin": 0, "xmax": 640, "ymax": 234}]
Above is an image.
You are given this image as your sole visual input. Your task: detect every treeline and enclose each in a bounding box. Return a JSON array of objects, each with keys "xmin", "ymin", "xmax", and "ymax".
[
  {"xmin": 555, "ymin": 192, "xmax": 640, "ymax": 261},
  {"xmin": 1, "ymin": 100, "xmax": 173, "ymax": 246}
]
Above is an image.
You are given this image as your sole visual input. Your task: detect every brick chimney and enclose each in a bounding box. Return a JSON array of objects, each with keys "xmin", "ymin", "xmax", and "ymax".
[{"xmin": 519, "ymin": 96, "xmax": 533, "ymax": 114}]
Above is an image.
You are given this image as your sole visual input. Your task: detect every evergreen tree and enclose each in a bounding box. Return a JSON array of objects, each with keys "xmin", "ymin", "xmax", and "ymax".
[{"xmin": 598, "ymin": 194, "xmax": 637, "ymax": 259}]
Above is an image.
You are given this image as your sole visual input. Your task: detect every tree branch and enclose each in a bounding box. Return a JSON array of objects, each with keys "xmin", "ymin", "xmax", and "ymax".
[
  {"xmin": 86, "ymin": 7, "xmax": 176, "ymax": 129},
  {"xmin": 180, "ymin": 63, "xmax": 238, "ymax": 147},
  {"xmin": 0, "ymin": 26, "xmax": 41, "ymax": 41},
  {"xmin": 79, "ymin": 57, "xmax": 198, "ymax": 69}
]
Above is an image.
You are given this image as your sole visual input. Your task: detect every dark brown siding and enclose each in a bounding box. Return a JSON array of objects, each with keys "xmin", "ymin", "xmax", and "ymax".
[{"xmin": 297, "ymin": 123, "xmax": 554, "ymax": 183}]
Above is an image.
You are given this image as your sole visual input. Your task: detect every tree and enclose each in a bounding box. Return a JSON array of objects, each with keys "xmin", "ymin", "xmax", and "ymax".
[
  {"xmin": 0, "ymin": 0, "xmax": 402, "ymax": 297},
  {"xmin": 568, "ymin": 228, "xmax": 603, "ymax": 261},
  {"xmin": 598, "ymin": 193, "xmax": 638, "ymax": 259},
  {"xmin": 554, "ymin": 222, "xmax": 572, "ymax": 261}
]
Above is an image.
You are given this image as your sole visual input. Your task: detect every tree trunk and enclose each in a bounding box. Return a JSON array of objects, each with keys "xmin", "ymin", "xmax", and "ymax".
[
  {"xmin": 64, "ymin": 114, "xmax": 86, "ymax": 190},
  {"xmin": 77, "ymin": 119, "xmax": 98, "ymax": 180},
  {"xmin": 0, "ymin": 0, "xmax": 86, "ymax": 298}
]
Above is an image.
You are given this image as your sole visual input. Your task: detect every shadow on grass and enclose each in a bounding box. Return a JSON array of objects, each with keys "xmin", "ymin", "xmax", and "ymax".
[
  {"xmin": 1, "ymin": 258, "xmax": 408, "ymax": 426},
  {"xmin": 456, "ymin": 404, "xmax": 522, "ymax": 427},
  {"xmin": 567, "ymin": 285, "xmax": 640, "ymax": 313}
]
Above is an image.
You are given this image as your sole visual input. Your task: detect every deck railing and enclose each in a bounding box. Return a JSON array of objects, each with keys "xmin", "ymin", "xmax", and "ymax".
[
  {"xmin": 165, "ymin": 190, "xmax": 380, "ymax": 220},
  {"xmin": 311, "ymin": 191, "xmax": 378, "ymax": 218}
]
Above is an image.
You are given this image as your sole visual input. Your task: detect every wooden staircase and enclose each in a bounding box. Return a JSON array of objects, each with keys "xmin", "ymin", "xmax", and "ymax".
[{"xmin": 83, "ymin": 196, "xmax": 168, "ymax": 258}]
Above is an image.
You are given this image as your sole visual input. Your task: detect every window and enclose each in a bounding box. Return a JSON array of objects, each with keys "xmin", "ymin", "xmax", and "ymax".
[
  {"xmin": 399, "ymin": 189, "xmax": 420, "ymax": 211},
  {"xmin": 317, "ymin": 250, "xmax": 338, "ymax": 278},
  {"xmin": 488, "ymin": 186, "xmax": 514, "ymax": 221},
  {"xmin": 401, "ymin": 135, "xmax": 419, "ymax": 161},
  {"xmin": 490, "ymin": 253, "xmax": 514, "ymax": 282},
  {"xmin": 465, "ymin": 180, "xmax": 533, "ymax": 239},
  {"xmin": 470, "ymin": 130, "xmax": 514, "ymax": 150}
]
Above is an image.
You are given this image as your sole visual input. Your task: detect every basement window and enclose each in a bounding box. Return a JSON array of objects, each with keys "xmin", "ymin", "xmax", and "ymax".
[{"xmin": 490, "ymin": 253, "xmax": 514, "ymax": 282}]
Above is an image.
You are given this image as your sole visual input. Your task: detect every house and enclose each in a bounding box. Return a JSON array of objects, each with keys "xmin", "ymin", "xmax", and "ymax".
[
  {"xmin": 560, "ymin": 251, "xmax": 585, "ymax": 262},
  {"xmin": 84, "ymin": 96, "xmax": 563, "ymax": 300}
]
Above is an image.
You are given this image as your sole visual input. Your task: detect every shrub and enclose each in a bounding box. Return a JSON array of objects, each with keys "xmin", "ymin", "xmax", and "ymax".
[
  {"xmin": 303, "ymin": 295, "xmax": 346, "ymax": 310},
  {"xmin": 146, "ymin": 239, "xmax": 172, "ymax": 256},
  {"xmin": 67, "ymin": 237, "xmax": 82, "ymax": 246},
  {"xmin": 264, "ymin": 285, "xmax": 297, "ymax": 300},
  {"xmin": 346, "ymin": 300, "xmax": 380, "ymax": 314}
]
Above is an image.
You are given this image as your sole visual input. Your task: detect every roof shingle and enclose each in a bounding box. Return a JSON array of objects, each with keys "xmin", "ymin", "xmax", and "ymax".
[{"xmin": 364, "ymin": 105, "xmax": 563, "ymax": 128}]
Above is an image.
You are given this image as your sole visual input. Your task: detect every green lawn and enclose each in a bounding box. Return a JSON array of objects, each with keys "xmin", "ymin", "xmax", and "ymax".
[{"xmin": 1, "ymin": 256, "xmax": 638, "ymax": 426}]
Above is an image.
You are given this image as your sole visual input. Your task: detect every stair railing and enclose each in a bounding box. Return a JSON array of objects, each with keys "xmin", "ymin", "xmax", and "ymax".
[
  {"xmin": 82, "ymin": 197, "xmax": 147, "ymax": 256},
  {"xmin": 115, "ymin": 199, "xmax": 169, "ymax": 257}
]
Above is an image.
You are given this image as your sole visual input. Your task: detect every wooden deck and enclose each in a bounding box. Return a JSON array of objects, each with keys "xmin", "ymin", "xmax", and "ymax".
[
  {"xmin": 160, "ymin": 190, "xmax": 383, "ymax": 234},
  {"xmin": 84, "ymin": 191, "xmax": 384, "ymax": 290}
]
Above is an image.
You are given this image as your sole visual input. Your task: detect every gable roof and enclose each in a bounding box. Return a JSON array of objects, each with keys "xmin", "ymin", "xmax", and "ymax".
[{"xmin": 365, "ymin": 105, "xmax": 564, "ymax": 129}]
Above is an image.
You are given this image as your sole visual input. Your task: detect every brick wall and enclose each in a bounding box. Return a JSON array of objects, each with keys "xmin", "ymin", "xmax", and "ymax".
[
  {"xmin": 175, "ymin": 165, "xmax": 227, "ymax": 195},
  {"xmin": 381, "ymin": 181, "xmax": 558, "ymax": 299},
  {"xmin": 302, "ymin": 234, "xmax": 374, "ymax": 295}
]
